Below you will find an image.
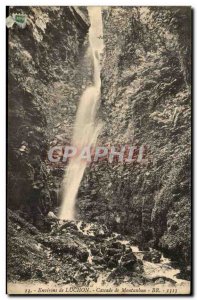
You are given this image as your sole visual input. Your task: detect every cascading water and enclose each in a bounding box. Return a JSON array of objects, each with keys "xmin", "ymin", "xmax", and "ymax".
[{"xmin": 59, "ymin": 7, "xmax": 104, "ymax": 220}]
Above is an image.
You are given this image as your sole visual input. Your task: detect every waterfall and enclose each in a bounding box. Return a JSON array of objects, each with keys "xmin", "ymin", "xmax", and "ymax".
[{"xmin": 59, "ymin": 7, "xmax": 104, "ymax": 220}]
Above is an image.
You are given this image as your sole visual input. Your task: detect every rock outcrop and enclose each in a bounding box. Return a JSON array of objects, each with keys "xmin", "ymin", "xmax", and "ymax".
[{"xmin": 8, "ymin": 6, "xmax": 90, "ymax": 222}]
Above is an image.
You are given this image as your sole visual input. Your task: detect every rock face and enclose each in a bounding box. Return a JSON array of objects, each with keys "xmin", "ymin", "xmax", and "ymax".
[
  {"xmin": 78, "ymin": 7, "xmax": 191, "ymax": 268},
  {"xmin": 8, "ymin": 7, "xmax": 90, "ymax": 221}
]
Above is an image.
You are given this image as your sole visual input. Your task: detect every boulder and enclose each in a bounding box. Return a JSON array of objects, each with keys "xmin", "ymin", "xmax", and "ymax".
[
  {"xmin": 105, "ymin": 248, "xmax": 122, "ymax": 256},
  {"xmin": 91, "ymin": 248, "xmax": 100, "ymax": 256},
  {"xmin": 92, "ymin": 256, "xmax": 106, "ymax": 265},
  {"xmin": 59, "ymin": 220, "xmax": 78, "ymax": 232},
  {"xmin": 143, "ymin": 249, "xmax": 161, "ymax": 263},
  {"xmin": 107, "ymin": 258, "xmax": 118, "ymax": 269},
  {"xmin": 37, "ymin": 235, "xmax": 89, "ymax": 262},
  {"xmin": 120, "ymin": 251, "xmax": 137, "ymax": 271}
]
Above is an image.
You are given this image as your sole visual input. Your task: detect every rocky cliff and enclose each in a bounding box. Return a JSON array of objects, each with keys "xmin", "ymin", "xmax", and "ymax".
[
  {"xmin": 78, "ymin": 7, "xmax": 191, "ymax": 270},
  {"xmin": 8, "ymin": 6, "xmax": 90, "ymax": 225}
]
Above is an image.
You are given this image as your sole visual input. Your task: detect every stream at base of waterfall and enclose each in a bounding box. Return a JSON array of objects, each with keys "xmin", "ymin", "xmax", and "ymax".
[{"xmin": 8, "ymin": 216, "xmax": 190, "ymax": 294}]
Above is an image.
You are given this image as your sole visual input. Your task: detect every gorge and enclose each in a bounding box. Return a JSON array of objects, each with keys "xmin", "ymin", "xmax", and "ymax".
[{"xmin": 7, "ymin": 6, "xmax": 191, "ymax": 294}]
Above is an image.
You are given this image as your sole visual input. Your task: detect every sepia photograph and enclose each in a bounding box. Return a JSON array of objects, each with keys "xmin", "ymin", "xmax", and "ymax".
[{"xmin": 6, "ymin": 5, "xmax": 192, "ymax": 295}]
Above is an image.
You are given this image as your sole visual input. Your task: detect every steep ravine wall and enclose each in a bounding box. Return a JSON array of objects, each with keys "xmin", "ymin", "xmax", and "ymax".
[
  {"xmin": 78, "ymin": 7, "xmax": 191, "ymax": 269},
  {"xmin": 8, "ymin": 6, "xmax": 90, "ymax": 225},
  {"xmin": 100, "ymin": 6, "xmax": 191, "ymax": 267}
]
